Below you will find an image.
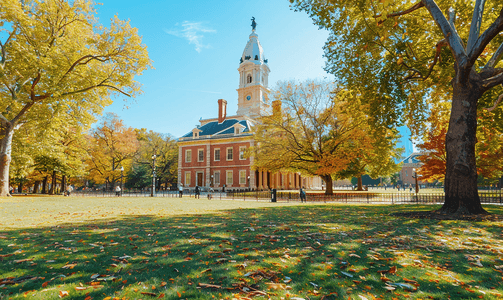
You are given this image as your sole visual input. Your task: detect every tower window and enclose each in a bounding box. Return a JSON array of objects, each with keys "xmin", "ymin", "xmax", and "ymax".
[
  {"xmin": 254, "ymin": 55, "xmax": 258, "ymax": 60},
  {"xmin": 247, "ymin": 74, "xmax": 252, "ymax": 83}
]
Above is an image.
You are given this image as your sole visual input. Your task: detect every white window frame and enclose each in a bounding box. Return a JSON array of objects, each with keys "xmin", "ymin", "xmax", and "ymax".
[
  {"xmin": 198, "ymin": 149, "xmax": 204, "ymax": 162},
  {"xmin": 226, "ymin": 147, "xmax": 233, "ymax": 161},
  {"xmin": 214, "ymin": 171, "xmax": 220, "ymax": 186},
  {"xmin": 185, "ymin": 149, "xmax": 192, "ymax": 163},
  {"xmin": 239, "ymin": 170, "xmax": 247, "ymax": 185},
  {"xmin": 239, "ymin": 146, "xmax": 246, "ymax": 160},
  {"xmin": 185, "ymin": 172, "xmax": 191, "ymax": 186},
  {"xmin": 226, "ymin": 170, "xmax": 233, "ymax": 185},
  {"xmin": 214, "ymin": 148, "xmax": 220, "ymax": 161}
]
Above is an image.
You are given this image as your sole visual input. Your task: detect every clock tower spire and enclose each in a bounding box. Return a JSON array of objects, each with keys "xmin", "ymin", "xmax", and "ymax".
[{"xmin": 236, "ymin": 17, "xmax": 270, "ymax": 118}]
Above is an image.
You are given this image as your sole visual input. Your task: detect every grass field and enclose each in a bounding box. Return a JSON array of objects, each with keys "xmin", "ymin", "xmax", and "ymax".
[{"xmin": 1, "ymin": 196, "xmax": 502, "ymax": 300}]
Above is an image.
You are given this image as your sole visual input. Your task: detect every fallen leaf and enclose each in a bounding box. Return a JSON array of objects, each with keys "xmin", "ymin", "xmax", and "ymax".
[{"xmin": 59, "ymin": 290, "xmax": 69, "ymax": 298}]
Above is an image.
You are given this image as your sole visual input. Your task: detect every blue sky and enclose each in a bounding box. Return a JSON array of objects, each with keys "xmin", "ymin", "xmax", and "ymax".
[{"xmin": 97, "ymin": 0, "xmax": 413, "ymax": 157}]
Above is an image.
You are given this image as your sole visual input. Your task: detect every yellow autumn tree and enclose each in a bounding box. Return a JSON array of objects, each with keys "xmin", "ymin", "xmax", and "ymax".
[
  {"xmin": 252, "ymin": 80, "xmax": 401, "ymax": 194},
  {"xmin": 85, "ymin": 113, "xmax": 139, "ymax": 191},
  {"xmin": 0, "ymin": 0, "xmax": 152, "ymax": 196}
]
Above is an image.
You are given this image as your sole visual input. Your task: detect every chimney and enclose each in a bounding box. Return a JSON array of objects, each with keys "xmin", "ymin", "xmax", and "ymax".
[
  {"xmin": 272, "ymin": 100, "xmax": 281, "ymax": 116},
  {"xmin": 218, "ymin": 99, "xmax": 227, "ymax": 123}
]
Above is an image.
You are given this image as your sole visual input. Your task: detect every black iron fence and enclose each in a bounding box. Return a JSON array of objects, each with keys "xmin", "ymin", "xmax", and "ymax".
[{"xmin": 73, "ymin": 189, "xmax": 503, "ymax": 205}]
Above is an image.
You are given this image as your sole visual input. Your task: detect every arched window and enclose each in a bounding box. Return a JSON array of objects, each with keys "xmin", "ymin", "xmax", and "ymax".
[{"xmin": 247, "ymin": 74, "xmax": 252, "ymax": 83}]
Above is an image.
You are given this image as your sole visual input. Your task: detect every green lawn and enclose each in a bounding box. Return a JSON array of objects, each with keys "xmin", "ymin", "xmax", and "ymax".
[{"xmin": 1, "ymin": 196, "xmax": 502, "ymax": 299}]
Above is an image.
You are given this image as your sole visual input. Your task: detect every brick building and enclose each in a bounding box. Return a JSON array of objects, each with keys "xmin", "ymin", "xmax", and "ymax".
[{"xmin": 177, "ymin": 20, "xmax": 321, "ymax": 191}]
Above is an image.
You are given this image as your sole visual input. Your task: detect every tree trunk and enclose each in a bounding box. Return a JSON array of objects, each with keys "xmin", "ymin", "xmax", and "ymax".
[
  {"xmin": 33, "ymin": 181, "xmax": 40, "ymax": 194},
  {"xmin": 357, "ymin": 175, "xmax": 363, "ymax": 191},
  {"xmin": 321, "ymin": 174, "xmax": 333, "ymax": 195},
  {"xmin": 0, "ymin": 123, "xmax": 14, "ymax": 197},
  {"xmin": 441, "ymin": 74, "xmax": 487, "ymax": 215},
  {"xmin": 42, "ymin": 176, "xmax": 48, "ymax": 194},
  {"xmin": 49, "ymin": 170, "xmax": 57, "ymax": 195},
  {"xmin": 17, "ymin": 182, "xmax": 23, "ymax": 193},
  {"xmin": 61, "ymin": 175, "xmax": 67, "ymax": 194}
]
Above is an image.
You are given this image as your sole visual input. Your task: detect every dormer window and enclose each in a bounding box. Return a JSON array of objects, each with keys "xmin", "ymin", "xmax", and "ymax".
[
  {"xmin": 192, "ymin": 128, "xmax": 201, "ymax": 139},
  {"xmin": 235, "ymin": 126, "xmax": 241, "ymax": 134}
]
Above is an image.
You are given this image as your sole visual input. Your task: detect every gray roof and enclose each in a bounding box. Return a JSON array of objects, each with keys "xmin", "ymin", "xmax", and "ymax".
[
  {"xmin": 400, "ymin": 152, "xmax": 422, "ymax": 164},
  {"xmin": 181, "ymin": 118, "xmax": 252, "ymax": 139}
]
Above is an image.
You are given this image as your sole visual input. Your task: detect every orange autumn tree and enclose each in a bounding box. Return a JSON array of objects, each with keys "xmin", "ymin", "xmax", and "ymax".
[
  {"xmin": 418, "ymin": 105, "xmax": 503, "ymax": 184},
  {"xmin": 476, "ymin": 109, "xmax": 503, "ymax": 182},
  {"xmin": 252, "ymin": 80, "xmax": 400, "ymax": 194}
]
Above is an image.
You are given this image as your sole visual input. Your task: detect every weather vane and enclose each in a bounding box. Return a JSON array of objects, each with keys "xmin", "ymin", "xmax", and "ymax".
[{"xmin": 251, "ymin": 17, "xmax": 257, "ymax": 31}]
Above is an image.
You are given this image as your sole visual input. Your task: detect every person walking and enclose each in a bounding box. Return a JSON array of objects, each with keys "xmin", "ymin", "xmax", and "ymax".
[
  {"xmin": 66, "ymin": 185, "xmax": 74, "ymax": 196},
  {"xmin": 195, "ymin": 185, "xmax": 200, "ymax": 199},
  {"xmin": 299, "ymin": 187, "xmax": 306, "ymax": 203},
  {"xmin": 178, "ymin": 184, "xmax": 183, "ymax": 198},
  {"xmin": 115, "ymin": 185, "xmax": 121, "ymax": 196}
]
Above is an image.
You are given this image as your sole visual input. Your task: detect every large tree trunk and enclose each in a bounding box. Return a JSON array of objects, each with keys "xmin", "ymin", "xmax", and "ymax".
[
  {"xmin": 357, "ymin": 175, "xmax": 363, "ymax": 191},
  {"xmin": 321, "ymin": 174, "xmax": 333, "ymax": 195},
  {"xmin": 42, "ymin": 175, "xmax": 48, "ymax": 194},
  {"xmin": 61, "ymin": 175, "xmax": 67, "ymax": 194},
  {"xmin": 441, "ymin": 74, "xmax": 487, "ymax": 215},
  {"xmin": 0, "ymin": 123, "xmax": 14, "ymax": 197},
  {"xmin": 33, "ymin": 181, "xmax": 40, "ymax": 194},
  {"xmin": 49, "ymin": 170, "xmax": 57, "ymax": 195}
]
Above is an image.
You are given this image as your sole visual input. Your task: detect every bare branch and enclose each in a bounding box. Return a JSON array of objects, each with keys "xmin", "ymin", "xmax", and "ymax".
[
  {"xmin": 483, "ymin": 42, "xmax": 503, "ymax": 70},
  {"xmin": 62, "ymin": 83, "xmax": 131, "ymax": 97},
  {"xmin": 485, "ymin": 92, "xmax": 503, "ymax": 112},
  {"xmin": 404, "ymin": 39, "xmax": 448, "ymax": 81},
  {"xmin": 30, "ymin": 73, "xmax": 41, "ymax": 100},
  {"xmin": 466, "ymin": 0, "xmax": 486, "ymax": 54},
  {"xmin": 468, "ymin": 7, "xmax": 503, "ymax": 67},
  {"xmin": 422, "ymin": 0, "xmax": 467, "ymax": 64},
  {"xmin": 58, "ymin": 53, "xmax": 117, "ymax": 84},
  {"xmin": 375, "ymin": 1, "xmax": 425, "ymax": 25},
  {"xmin": 482, "ymin": 70, "xmax": 503, "ymax": 90}
]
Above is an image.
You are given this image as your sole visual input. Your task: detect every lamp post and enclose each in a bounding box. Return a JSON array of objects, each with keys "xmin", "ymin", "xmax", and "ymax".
[
  {"xmin": 247, "ymin": 175, "xmax": 250, "ymax": 191},
  {"xmin": 151, "ymin": 154, "xmax": 156, "ymax": 197},
  {"xmin": 211, "ymin": 174, "xmax": 214, "ymax": 187},
  {"xmin": 120, "ymin": 166, "xmax": 124, "ymax": 196}
]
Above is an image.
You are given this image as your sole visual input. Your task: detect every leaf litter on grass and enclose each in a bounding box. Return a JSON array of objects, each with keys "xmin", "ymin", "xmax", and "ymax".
[{"xmin": 1, "ymin": 200, "xmax": 503, "ymax": 299}]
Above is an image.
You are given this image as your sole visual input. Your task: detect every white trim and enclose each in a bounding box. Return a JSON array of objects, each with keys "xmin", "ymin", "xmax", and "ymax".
[
  {"xmin": 197, "ymin": 148, "xmax": 205, "ymax": 162},
  {"xmin": 239, "ymin": 170, "xmax": 247, "ymax": 185},
  {"xmin": 185, "ymin": 149, "xmax": 192, "ymax": 163},
  {"xmin": 184, "ymin": 172, "xmax": 191, "ymax": 186},
  {"xmin": 239, "ymin": 146, "xmax": 246, "ymax": 160},
  {"xmin": 226, "ymin": 170, "xmax": 233, "ymax": 185},
  {"xmin": 180, "ymin": 164, "xmax": 252, "ymax": 170},
  {"xmin": 226, "ymin": 147, "xmax": 233, "ymax": 161},
  {"xmin": 214, "ymin": 171, "xmax": 221, "ymax": 186},
  {"xmin": 214, "ymin": 148, "xmax": 220, "ymax": 161}
]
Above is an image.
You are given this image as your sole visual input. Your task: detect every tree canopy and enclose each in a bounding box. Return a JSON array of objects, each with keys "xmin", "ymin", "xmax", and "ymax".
[
  {"xmin": 291, "ymin": 0, "xmax": 503, "ymax": 214},
  {"xmin": 252, "ymin": 80, "xmax": 401, "ymax": 194},
  {"xmin": 0, "ymin": 0, "xmax": 152, "ymax": 196}
]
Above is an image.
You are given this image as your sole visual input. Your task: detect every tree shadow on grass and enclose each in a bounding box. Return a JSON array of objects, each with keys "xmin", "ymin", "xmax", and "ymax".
[{"xmin": 1, "ymin": 205, "xmax": 503, "ymax": 299}]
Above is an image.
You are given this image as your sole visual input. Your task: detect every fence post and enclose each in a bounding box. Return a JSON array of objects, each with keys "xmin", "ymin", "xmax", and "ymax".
[{"xmin": 367, "ymin": 192, "xmax": 369, "ymax": 204}]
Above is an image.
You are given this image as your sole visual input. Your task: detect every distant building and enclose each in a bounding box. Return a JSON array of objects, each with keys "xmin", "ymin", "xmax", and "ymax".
[
  {"xmin": 399, "ymin": 152, "xmax": 426, "ymax": 187},
  {"xmin": 177, "ymin": 20, "xmax": 321, "ymax": 191}
]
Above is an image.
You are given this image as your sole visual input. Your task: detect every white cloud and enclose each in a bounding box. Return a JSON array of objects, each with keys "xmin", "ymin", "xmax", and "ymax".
[{"xmin": 164, "ymin": 21, "xmax": 216, "ymax": 53}]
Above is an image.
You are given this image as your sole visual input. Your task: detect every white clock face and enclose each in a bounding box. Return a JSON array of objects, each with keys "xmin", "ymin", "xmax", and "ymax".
[{"xmin": 246, "ymin": 95, "xmax": 251, "ymax": 101}]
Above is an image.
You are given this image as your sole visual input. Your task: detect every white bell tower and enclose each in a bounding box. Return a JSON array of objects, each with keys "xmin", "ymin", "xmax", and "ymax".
[{"xmin": 236, "ymin": 17, "xmax": 271, "ymax": 118}]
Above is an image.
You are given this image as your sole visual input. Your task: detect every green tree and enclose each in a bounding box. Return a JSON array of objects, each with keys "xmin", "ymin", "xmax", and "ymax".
[
  {"xmin": 0, "ymin": 0, "xmax": 152, "ymax": 196},
  {"xmin": 134, "ymin": 129, "xmax": 178, "ymax": 190},
  {"xmin": 292, "ymin": 0, "xmax": 503, "ymax": 214}
]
